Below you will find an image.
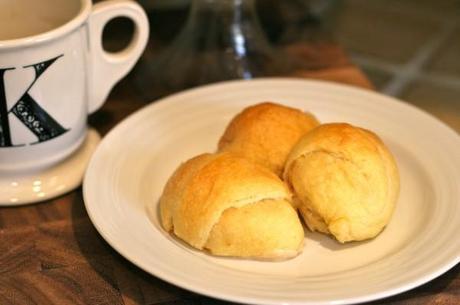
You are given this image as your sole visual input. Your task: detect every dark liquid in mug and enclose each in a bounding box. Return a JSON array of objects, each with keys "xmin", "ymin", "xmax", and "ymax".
[{"xmin": 0, "ymin": 0, "xmax": 81, "ymax": 40}]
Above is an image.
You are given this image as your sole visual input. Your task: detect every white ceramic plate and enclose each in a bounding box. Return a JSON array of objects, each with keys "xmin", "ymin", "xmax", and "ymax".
[{"xmin": 83, "ymin": 79, "xmax": 460, "ymax": 305}]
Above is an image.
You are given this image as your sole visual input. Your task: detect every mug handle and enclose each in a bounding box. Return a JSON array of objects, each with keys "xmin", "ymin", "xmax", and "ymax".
[{"xmin": 87, "ymin": 0, "xmax": 149, "ymax": 114}]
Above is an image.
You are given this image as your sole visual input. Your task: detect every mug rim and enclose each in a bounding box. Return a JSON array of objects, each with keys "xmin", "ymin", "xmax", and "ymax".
[{"xmin": 0, "ymin": 0, "xmax": 91, "ymax": 49}]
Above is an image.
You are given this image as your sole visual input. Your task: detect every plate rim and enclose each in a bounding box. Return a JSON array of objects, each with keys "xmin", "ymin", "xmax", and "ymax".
[{"xmin": 83, "ymin": 78, "xmax": 460, "ymax": 305}]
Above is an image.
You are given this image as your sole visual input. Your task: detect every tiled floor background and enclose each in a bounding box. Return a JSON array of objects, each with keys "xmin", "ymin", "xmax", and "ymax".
[
  {"xmin": 329, "ymin": 0, "xmax": 460, "ymax": 132},
  {"xmin": 136, "ymin": 0, "xmax": 460, "ymax": 133}
]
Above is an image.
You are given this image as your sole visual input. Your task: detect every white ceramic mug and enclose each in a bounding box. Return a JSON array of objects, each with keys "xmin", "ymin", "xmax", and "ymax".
[{"xmin": 0, "ymin": 0, "xmax": 149, "ymax": 173}]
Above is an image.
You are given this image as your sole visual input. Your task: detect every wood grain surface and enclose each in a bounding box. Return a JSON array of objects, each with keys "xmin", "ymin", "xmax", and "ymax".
[{"xmin": 1, "ymin": 17, "xmax": 459, "ymax": 305}]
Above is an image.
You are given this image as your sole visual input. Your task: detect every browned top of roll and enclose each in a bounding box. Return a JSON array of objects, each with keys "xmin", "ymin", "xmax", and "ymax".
[{"xmin": 218, "ymin": 102, "xmax": 319, "ymax": 176}]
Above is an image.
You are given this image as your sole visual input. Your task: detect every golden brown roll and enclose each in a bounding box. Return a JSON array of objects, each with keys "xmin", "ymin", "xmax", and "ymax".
[
  {"xmin": 160, "ymin": 152, "xmax": 304, "ymax": 259},
  {"xmin": 283, "ymin": 123, "xmax": 400, "ymax": 243},
  {"xmin": 218, "ymin": 102, "xmax": 319, "ymax": 176}
]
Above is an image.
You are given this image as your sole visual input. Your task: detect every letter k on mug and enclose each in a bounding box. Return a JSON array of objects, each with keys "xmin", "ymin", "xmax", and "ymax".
[{"xmin": 0, "ymin": 0, "xmax": 149, "ymax": 204}]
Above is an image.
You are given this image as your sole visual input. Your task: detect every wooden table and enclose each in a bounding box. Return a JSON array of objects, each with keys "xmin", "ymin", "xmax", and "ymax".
[{"xmin": 1, "ymin": 35, "xmax": 458, "ymax": 305}]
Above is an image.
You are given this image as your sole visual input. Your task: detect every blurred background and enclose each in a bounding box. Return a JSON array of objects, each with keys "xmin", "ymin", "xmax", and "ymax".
[{"xmin": 103, "ymin": 0, "xmax": 460, "ymax": 132}]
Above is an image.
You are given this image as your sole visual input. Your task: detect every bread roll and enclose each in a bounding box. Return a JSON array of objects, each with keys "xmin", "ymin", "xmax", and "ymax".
[
  {"xmin": 160, "ymin": 152, "xmax": 304, "ymax": 259},
  {"xmin": 283, "ymin": 123, "xmax": 400, "ymax": 243},
  {"xmin": 218, "ymin": 102, "xmax": 319, "ymax": 176}
]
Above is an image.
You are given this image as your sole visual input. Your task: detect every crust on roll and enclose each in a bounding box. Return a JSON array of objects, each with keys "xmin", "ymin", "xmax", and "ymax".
[
  {"xmin": 160, "ymin": 152, "xmax": 304, "ymax": 259},
  {"xmin": 283, "ymin": 123, "xmax": 400, "ymax": 243},
  {"xmin": 218, "ymin": 102, "xmax": 319, "ymax": 176}
]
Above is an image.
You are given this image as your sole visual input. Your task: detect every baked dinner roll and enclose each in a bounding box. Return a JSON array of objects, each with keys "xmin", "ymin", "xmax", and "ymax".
[
  {"xmin": 283, "ymin": 123, "xmax": 400, "ymax": 243},
  {"xmin": 218, "ymin": 102, "xmax": 319, "ymax": 176},
  {"xmin": 160, "ymin": 152, "xmax": 304, "ymax": 259}
]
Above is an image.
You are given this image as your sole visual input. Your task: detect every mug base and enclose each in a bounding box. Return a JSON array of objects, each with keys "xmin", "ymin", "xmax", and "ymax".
[{"xmin": 0, "ymin": 128, "xmax": 101, "ymax": 206}]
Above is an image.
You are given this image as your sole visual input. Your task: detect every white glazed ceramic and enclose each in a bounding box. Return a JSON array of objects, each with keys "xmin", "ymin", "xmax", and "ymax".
[
  {"xmin": 0, "ymin": 0, "xmax": 149, "ymax": 204},
  {"xmin": 1, "ymin": 128, "xmax": 100, "ymax": 205},
  {"xmin": 83, "ymin": 79, "xmax": 460, "ymax": 305}
]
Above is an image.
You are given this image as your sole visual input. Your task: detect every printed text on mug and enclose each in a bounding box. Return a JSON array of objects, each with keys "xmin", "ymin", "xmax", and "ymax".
[{"xmin": 0, "ymin": 55, "xmax": 68, "ymax": 147}]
